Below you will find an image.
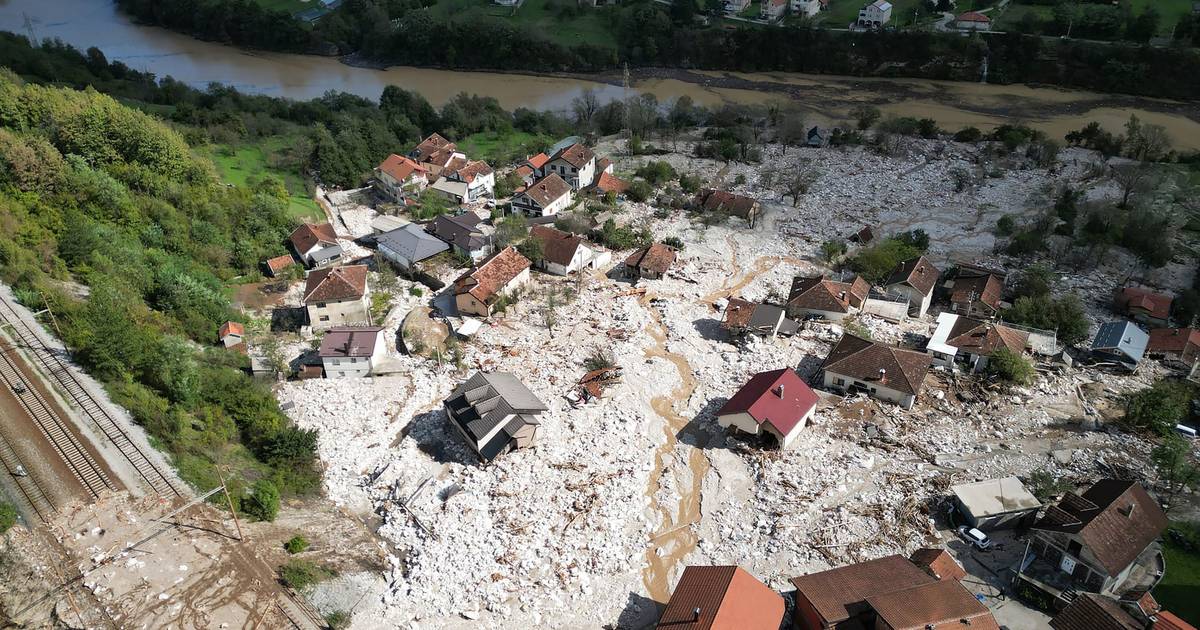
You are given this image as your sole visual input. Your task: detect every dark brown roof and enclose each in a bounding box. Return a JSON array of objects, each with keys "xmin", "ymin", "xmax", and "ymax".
[
  {"xmin": 821, "ymin": 335, "xmax": 932, "ymax": 397},
  {"xmin": 625, "ymin": 243, "xmax": 677, "ymax": 275},
  {"xmin": 1033, "ymin": 479, "xmax": 1168, "ymax": 576},
  {"xmin": 549, "ymin": 143, "xmax": 595, "ymax": 169},
  {"xmin": 318, "ymin": 326, "xmax": 384, "ymax": 358},
  {"xmin": 1050, "ymin": 594, "xmax": 1142, "ymax": 630},
  {"xmin": 303, "ymin": 265, "xmax": 368, "ymax": 303},
  {"xmin": 290, "ymin": 223, "xmax": 338, "ymax": 254},
  {"xmin": 723, "ymin": 298, "xmax": 756, "ymax": 330},
  {"xmin": 909, "ymin": 548, "xmax": 967, "ymax": 581},
  {"xmin": 412, "ymin": 132, "xmax": 456, "ymax": 162},
  {"xmin": 867, "ymin": 579, "xmax": 999, "ymax": 630},
  {"xmin": 885, "ymin": 256, "xmax": 939, "ymax": 296},
  {"xmin": 1115, "ymin": 286, "xmax": 1173, "ymax": 321},
  {"xmin": 657, "ymin": 566, "xmax": 785, "ymax": 629},
  {"xmin": 945, "ymin": 317, "xmax": 1028, "ymax": 355},
  {"xmin": 790, "ymin": 555, "xmax": 934, "ymax": 625},
  {"xmin": 453, "ymin": 246, "xmax": 531, "ymax": 305},
  {"xmin": 788, "ymin": 276, "xmax": 869, "ymax": 313},
  {"xmin": 696, "ymin": 189, "xmax": 759, "ymax": 219},
  {"xmin": 529, "ymin": 225, "xmax": 585, "ymax": 267},
  {"xmin": 951, "ymin": 273, "xmax": 1004, "ymax": 311},
  {"xmin": 519, "ymin": 173, "xmax": 572, "ymax": 208}
]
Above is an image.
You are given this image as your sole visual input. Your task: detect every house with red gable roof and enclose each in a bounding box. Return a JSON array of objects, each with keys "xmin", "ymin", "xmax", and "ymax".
[
  {"xmin": 218, "ymin": 321, "xmax": 245, "ymax": 348},
  {"xmin": 375, "ymin": 153, "xmax": 429, "ymax": 200},
  {"xmin": 1147, "ymin": 327, "xmax": 1200, "ymax": 366},
  {"xmin": 1114, "ymin": 286, "xmax": 1173, "ymax": 327},
  {"xmin": 716, "ymin": 368, "xmax": 817, "ymax": 449},
  {"xmin": 955, "ymin": 10, "xmax": 991, "ymax": 30},
  {"xmin": 657, "ymin": 565, "xmax": 785, "ymax": 630}
]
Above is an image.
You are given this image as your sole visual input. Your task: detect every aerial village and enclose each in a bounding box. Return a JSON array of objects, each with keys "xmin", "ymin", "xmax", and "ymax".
[{"xmin": 183, "ymin": 122, "xmax": 1197, "ymax": 630}]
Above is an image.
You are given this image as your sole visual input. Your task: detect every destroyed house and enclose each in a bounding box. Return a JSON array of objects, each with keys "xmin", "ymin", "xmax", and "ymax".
[
  {"xmin": 790, "ymin": 554, "xmax": 935, "ymax": 629},
  {"xmin": 453, "ymin": 246, "xmax": 532, "ymax": 317},
  {"xmin": 821, "ymin": 334, "xmax": 932, "ymax": 409},
  {"xmin": 722, "ymin": 299, "xmax": 799, "ymax": 338},
  {"xmin": 624, "ymin": 243, "xmax": 677, "ymax": 280},
  {"xmin": 694, "ymin": 189, "xmax": 762, "ymax": 227},
  {"xmin": 657, "ymin": 565, "xmax": 785, "ymax": 630},
  {"xmin": 786, "ymin": 275, "xmax": 870, "ymax": 321},
  {"xmin": 444, "ymin": 371, "xmax": 548, "ymax": 463},
  {"xmin": 884, "ymin": 256, "xmax": 939, "ymax": 317},
  {"xmin": 1029, "ymin": 479, "xmax": 1168, "ymax": 595},
  {"xmin": 716, "ymin": 368, "xmax": 817, "ymax": 449},
  {"xmin": 951, "ymin": 476, "xmax": 1041, "ymax": 530},
  {"xmin": 1147, "ymin": 327, "xmax": 1200, "ymax": 366},
  {"xmin": 1091, "ymin": 321, "xmax": 1149, "ymax": 369},
  {"xmin": 1114, "ymin": 287, "xmax": 1173, "ymax": 327}
]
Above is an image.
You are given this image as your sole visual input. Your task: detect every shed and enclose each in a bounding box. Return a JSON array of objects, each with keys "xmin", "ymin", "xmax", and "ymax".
[{"xmin": 951, "ymin": 476, "xmax": 1041, "ymax": 530}]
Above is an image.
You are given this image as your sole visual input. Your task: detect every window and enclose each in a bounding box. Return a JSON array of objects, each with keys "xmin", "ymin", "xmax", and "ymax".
[
  {"xmin": 834, "ymin": 378, "xmax": 845, "ymax": 386},
  {"xmin": 319, "ymin": 315, "xmax": 330, "ymax": 322},
  {"xmin": 349, "ymin": 358, "xmax": 357, "ymax": 363},
  {"xmin": 316, "ymin": 302, "xmax": 327, "ymax": 308}
]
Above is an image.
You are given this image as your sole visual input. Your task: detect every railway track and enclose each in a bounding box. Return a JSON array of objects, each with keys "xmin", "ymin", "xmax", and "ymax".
[
  {"xmin": 0, "ymin": 430, "xmax": 55, "ymax": 520},
  {"xmin": 0, "ymin": 338, "xmax": 115, "ymax": 498},
  {"xmin": 0, "ymin": 296, "xmax": 184, "ymax": 499}
]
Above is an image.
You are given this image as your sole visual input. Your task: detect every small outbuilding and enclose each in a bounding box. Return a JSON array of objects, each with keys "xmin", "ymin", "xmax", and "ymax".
[
  {"xmin": 218, "ymin": 321, "xmax": 245, "ymax": 348},
  {"xmin": 624, "ymin": 243, "xmax": 677, "ymax": 280},
  {"xmin": 951, "ymin": 476, "xmax": 1041, "ymax": 531}
]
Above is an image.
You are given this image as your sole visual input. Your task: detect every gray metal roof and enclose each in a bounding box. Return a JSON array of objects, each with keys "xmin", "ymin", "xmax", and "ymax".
[
  {"xmin": 1091, "ymin": 321, "xmax": 1148, "ymax": 363},
  {"xmin": 377, "ymin": 223, "xmax": 448, "ymax": 263},
  {"xmin": 447, "ymin": 371, "xmax": 547, "ymax": 442}
]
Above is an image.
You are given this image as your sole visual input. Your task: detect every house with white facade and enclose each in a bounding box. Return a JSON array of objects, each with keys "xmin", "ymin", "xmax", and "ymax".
[
  {"xmin": 445, "ymin": 160, "xmax": 495, "ymax": 201},
  {"xmin": 716, "ymin": 368, "xmax": 817, "ymax": 449},
  {"xmin": 409, "ymin": 132, "xmax": 467, "ymax": 177},
  {"xmin": 761, "ymin": 0, "xmax": 787, "ymax": 21},
  {"xmin": 444, "ymin": 371, "xmax": 548, "ymax": 463},
  {"xmin": 955, "ymin": 10, "xmax": 990, "ymax": 30},
  {"xmin": 289, "ymin": 223, "xmax": 343, "ymax": 268},
  {"xmin": 454, "ymin": 247, "xmax": 533, "ymax": 317},
  {"xmin": 319, "ymin": 326, "xmax": 386, "ymax": 378},
  {"xmin": 925, "ymin": 312, "xmax": 1029, "ymax": 373},
  {"xmin": 856, "ymin": 0, "xmax": 891, "ymax": 28},
  {"xmin": 537, "ymin": 143, "xmax": 597, "ymax": 190},
  {"xmin": 303, "ymin": 265, "xmax": 370, "ymax": 331},
  {"xmin": 791, "ymin": 0, "xmax": 825, "ymax": 17},
  {"xmin": 374, "ymin": 154, "xmax": 429, "ymax": 200},
  {"xmin": 528, "ymin": 225, "xmax": 610, "ymax": 276},
  {"xmin": 377, "ymin": 223, "xmax": 450, "ymax": 271},
  {"xmin": 821, "ymin": 334, "xmax": 932, "ymax": 409},
  {"xmin": 511, "ymin": 173, "xmax": 573, "ymax": 217},
  {"xmin": 883, "ymin": 255, "xmax": 939, "ymax": 317},
  {"xmin": 786, "ymin": 275, "xmax": 871, "ymax": 322}
]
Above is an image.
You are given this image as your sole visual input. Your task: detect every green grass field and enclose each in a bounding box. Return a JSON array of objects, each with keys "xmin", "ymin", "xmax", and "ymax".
[
  {"xmin": 457, "ymin": 129, "xmax": 554, "ymax": 165},
  {"xmin": 205, "ymin": 138, "xmax": 324, "ymax": 222},
  {"xmin": 1156, "ymin": 528, "xmax": 1200, "ymax": 626},
  {"xmin": 428, "ymin": 0, "xmax": 619, "ymax": 48}
]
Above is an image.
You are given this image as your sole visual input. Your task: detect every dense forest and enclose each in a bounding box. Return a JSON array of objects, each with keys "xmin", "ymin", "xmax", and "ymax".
[{"xmin": 112, "ymin": 0, "xmax": 1200, "ymax": 100}]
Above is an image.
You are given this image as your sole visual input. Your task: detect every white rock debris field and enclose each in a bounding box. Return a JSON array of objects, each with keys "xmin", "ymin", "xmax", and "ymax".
[{"xmin": 277, "ymin": 139, "xmax": 1184, "ymax": 629}]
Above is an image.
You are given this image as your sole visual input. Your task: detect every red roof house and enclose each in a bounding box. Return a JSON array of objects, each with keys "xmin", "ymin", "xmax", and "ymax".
[
  {"xmin": 1114, "ymin": 286, "xmax": 1172, "ymax": 327},
  {"xmin": 909, "ymin": 548, "xmax": 967, "ymax": 582},
  {"xmin": 1147, "ymin": 328, "xmax": 1200, "ymax": 365},
  {"xmin": 657, "ymin": 566, "xmax": 785, "ymax": 630},
  {"xmin": 716, "ymin": 368, "xmax": 817, "ymax": 449},
  {"xmin": 218, "ymin": 321, "xmax": 245, "ymax": 348}
]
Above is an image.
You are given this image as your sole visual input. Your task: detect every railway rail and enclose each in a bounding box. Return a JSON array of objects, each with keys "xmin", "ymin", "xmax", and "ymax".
[{"xmin": 0, "ymin": 296, "xmax": 184, "ymax": 499}]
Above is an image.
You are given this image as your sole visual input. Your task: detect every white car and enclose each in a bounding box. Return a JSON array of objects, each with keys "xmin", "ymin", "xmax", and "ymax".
[{"xmin": 957, "ymin": 525, "xmax": 992, "ymax": 550}]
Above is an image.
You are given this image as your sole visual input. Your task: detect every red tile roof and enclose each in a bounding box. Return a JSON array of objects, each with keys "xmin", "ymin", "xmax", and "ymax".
[
  {"xmin": 716, "ymin": 368, "xmax": 817, "ymax": 438},
  {"xmin": 303, "ymin": 265, "xmax": 368, "ymax": 303},
  {"xmin": 594, "ymin": 172, "xmax": 629, "ymax": 194},
  {"xmin": 957, "ymin": 10, "xmax": 990, "ymax": 22},
  {"xmin": 722, "ymin": 298, "xmax": 756, "ymax": 330},
  {"xmin": 526, "ymin": 152, "xmax": 550, "ymax": 170},
  {"xmin": 867, "ymin": 579, "xmax": 999, "ymax": 630},
  {"xmin": 413, "ymin": 133, "xmax": 456, "ymax": 162},
  {"xmin": 1050, "ymin": 593, "xmax": 1142, "ymax": 630},
  {"xmin": 453, "ymin": 247, "xmax": 531, "ymax": 305},
  {"xmin": 1033, "ymin": 479, "xmax": 1168, "ymax": 576},
  {"xmin": 519, "ymin": 173, "xmax": 572, "ymax": 208},
  {"xmin": 530, "ymin": 225, "xmax": 585, "ymax": 267},
  {"xmin": 696, "ymin": 189, "xmax": 759, "ymax": 220},
  {"xmin": 886, "ymin": 256, "xmax": 939, "ymax": 296},
  {"xmin": 909, "ymin": 548, "xmax": 967, "ymax": 581},
  {"xmin": 515, "ymin": 165, "xmax": 535, "ymax": 179},
  {"xmin": 788, "ymin": 276, "xmax": 869, "ymax": 314},
  {"xmin": 821, "ymin": 335, "xmax": 932, "ymax": 397},
  {"xmin": 657, "ymin": 566, "xmax": 785, "ymax": 630},
  {"xmin": 625, "ymin": 243, "xmax": 677, "ymax": 275},
  {"xmin": 791, "ymin": 555, "xmax": 935, "ymax": 626},
  {"xmin": 1147, "ymin": 327, "xmax": 1200, "ymax": 357},
  {"xmin": 265, "ymin": 254, "xmax": 295, "ymax": 275},
  {"xmin": 289, "ymin": 223, "xmax": 338, "ymax": 254},
  {"xmin": 219, "ymin": 321, "xmax": 244, "ymax": 339},
  {"xmin": 1157, "ymin": 611, "xmax": 1198, "ymax": 630},
  {"xmin": 549, "ymin": 143, "xmax": 595, "ymax": 169},
  {"xmin": 945, "ymin": 317, "xmax": 1028, "ymax": 355},
  {"xmin": 1115, "ymin": 286, "xmax": 1173, "ymax": 321},
  {"xmin": 378, "ymin": 153, "xmax": 428, "ymax": 182},
  {"xmin": 451, "ymin": 160, "xmax": 493, "ymax": 183}
]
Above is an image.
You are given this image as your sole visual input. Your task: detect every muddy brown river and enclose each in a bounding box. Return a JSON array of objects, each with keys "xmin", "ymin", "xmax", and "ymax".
[{"xmin": 3, "ymin": 0, "xmax": 1199, "ymax": 147}]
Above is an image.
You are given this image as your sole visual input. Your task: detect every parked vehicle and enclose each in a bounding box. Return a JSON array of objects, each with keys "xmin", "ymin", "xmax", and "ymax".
[{"xmin": 957, "ymin": 525, "xmax": 992, "ymax": 550}]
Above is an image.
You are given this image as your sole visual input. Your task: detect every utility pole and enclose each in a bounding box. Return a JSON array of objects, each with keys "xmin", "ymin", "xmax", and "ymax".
[
  {"xmin": 216, "ymin": 467, "xmax": 245, "ymax": 542},
  {"xmin": 622, "ymin": 63, "xmax": 632, "ymax": 141},
  {"xmin": 22, "ymin": 13, "xmax": 38, "ymax": 48}
]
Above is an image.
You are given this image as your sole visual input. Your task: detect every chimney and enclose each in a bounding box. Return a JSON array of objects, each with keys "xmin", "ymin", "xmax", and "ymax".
[
  {"xmin": 776, "ymin": 384, "xmax": 785, "ymax": 398},
  {"xmin": 693, "ymin": 607, "xmax": 701, "ymax": 621},
  {"xmin": 878, "ymin": 368, "xmax": 886, "ymax": 382}
]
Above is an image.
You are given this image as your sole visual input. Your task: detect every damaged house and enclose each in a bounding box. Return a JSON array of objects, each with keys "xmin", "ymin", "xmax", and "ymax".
[
  {"xmin": 444, "ymin": 371, "xmax": 549, "ymax": 463},
  {"xmin": 945, "ymin": 264, "xmax": 1006, "ymax": 318},
  {"xmin": 722, "ymin": 298, "xmax": 799, "ymax": 338},
  {"xmin": 925, "ymin": 312, "xmax": 1029, "ymax": 373},
  {"xmin": 883, "ymin": 256, "xmax": 940, "ymax": 317},
  {"xmin": 715, "ymin": 368, "xmax": 817, "ymax": 449},
  {"xmin": 1091, "ymin": 321, "xmax": 1149, "ymax": 369},
  {"xmin": 693, "ymin": 189, "xmax": 762, "ymax": 227},
  {"xmin": 624, "ymin": 243, "xmax": 677, "ymax": 280},
  {"xmin": 1113, "ymin": 286, "xmax": 1173, "ymax": 328},
  {"xmin": 454, "ymin": 246, "xmax": 532, "ymax": 317},
  {"xmin": 785, "ymin": 275, "xmax": 870, "ymax": 322},
  {"xmin": 820, "ymin": 334, "xmax": 932, "ymax": 409}
]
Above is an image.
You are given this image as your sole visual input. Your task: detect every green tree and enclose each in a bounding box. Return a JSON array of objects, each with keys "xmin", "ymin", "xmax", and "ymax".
[
  {"xmin": 242, "ymin": 479, "xmax": 281, "ymax": 522},
  {"xmin": 0, "ymin": 501, "xmax": 16, "ymax": 533},
  {"xmin": 851, "ymin": 105, "xmax": 881, "ymax": 131},
  {"xmin": 821, "ymin": 240, "xmax": 847, "ymax": 262},
  {"xmin": 1003, "ymin": 294, "xmax": 1090, "ymax": 346},
  {"xmin": 516, "ymin": 236, "xmax": 544, "ymax": 264},
  {"xmin": 1152, "ymin": 435, "xmax": 1199, "ymax": 511},
  {"xmin": 285, "ymin": 535, "xmax": 310, "ymax": 554},
  {"xmin": 1125, "ymin": 380, "xmax": 1193, "ymax": 436},
  {"xmin": 987, "ymin": 348, "xmax": 1035, "ymax": 385}
]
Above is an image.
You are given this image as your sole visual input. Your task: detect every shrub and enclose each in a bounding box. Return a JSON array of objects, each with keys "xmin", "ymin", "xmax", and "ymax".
[
  {"xmin": 626, "ymin": 180, "xmax": 652, "ymax": 202},
  {"xmin": 678, "ymin": 173, "xmax": 703, "ymax": 193},
  {"xmin": 242, "ymin": 479, "xmax": 281, "ymax": 522},
  {"xmin": 0, "ymin": 501, "xmax": 16, "ymax": 533},
  {"xmin": 821, "ymin": 240, "xmax": 847, "ymax": 262},
  {"xmin": 662, "ymin": 236, "xmax": 685, "ymax": 250},
  {"xmin": 843, "ymin": 320, "xmax": 872, "ymax": 339},
  {"xmin": 1003, "ymin": 294, "xmax": 1090, "ymax": 346},
  {"xmin": 954, "ymin": 126, "xmax": 983, "ymax": 143},
  {"xmin": 584, "ymin": 350, "xmax": 616, "ymax": 372},
  {"xmin": 987, "ymin": 348, "xmax": 1035, "ymax": 385},
  {"xmin": 326, "ymin": 611, "xmax": 351, "ymax": 630},
  {"xmin": 847, "ymin": 237, "xmax": 924, "ymax": 284},
  {"xmin": 284, "ymin": 535, "xmax": 310, "ymax": 554},
  {"xmin": 1125, "ymin": 380, "xmax": 1194, "ymax": 436},
  {"xmin": 995, "ymin": 215, "xmax": 1016, "ymax": 236},
  {"xmin": 278, "ymin": 559, "xmax": 335, "ymax": 591},
  {"xmin": 408, "ymin": 286, "xmax": 423, "ymax": 297},
  {"xmin": 634, "ymin": 161, "xmax": 677, "ymax": 185},
  {"xmin": 1026, "ymin": 470, "xmax": 1072, "ymax": 501}
]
